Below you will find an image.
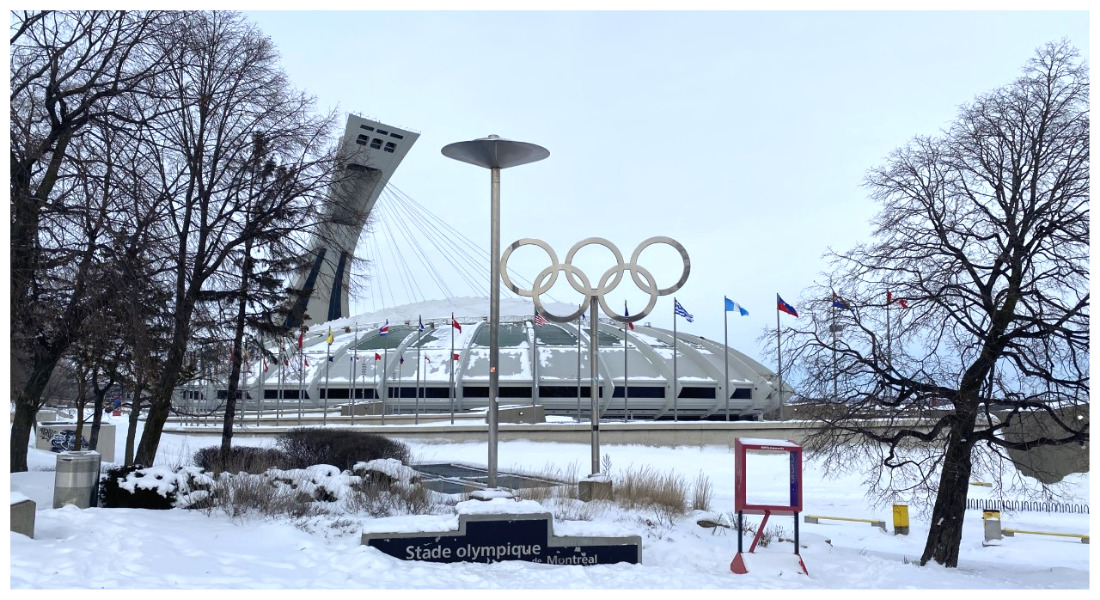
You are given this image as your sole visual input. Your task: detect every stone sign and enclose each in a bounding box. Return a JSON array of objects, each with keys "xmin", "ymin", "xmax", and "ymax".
[{"xmin": 362, "ymin": 510, "xmax": 641, "ymax": 566}]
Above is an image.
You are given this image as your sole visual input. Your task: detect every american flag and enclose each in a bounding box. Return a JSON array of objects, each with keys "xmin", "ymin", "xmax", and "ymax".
[{"xmin": 534, "ymin": 312, "xmax": 547, "ymax": 327}]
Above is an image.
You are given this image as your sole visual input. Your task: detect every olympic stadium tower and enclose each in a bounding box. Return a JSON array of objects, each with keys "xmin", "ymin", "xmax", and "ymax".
[{"xmin": 284, "ymin": 115, "xmax": 420, "ymax": 328}]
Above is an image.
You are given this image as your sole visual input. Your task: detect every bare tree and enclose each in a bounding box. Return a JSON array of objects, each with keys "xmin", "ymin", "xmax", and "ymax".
[
  {"xmin": 9, "ymin": 9, "xmax": 170, "ymax": 471},
  {"xmin": 785, "ymin": 40, "xmax": 1088, "ymax": 568},
  {"xmin": 132, "ymin": 11, "xmax": 340, "ymax": 466}
]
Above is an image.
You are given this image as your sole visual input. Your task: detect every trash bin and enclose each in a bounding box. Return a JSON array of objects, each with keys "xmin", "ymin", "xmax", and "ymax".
[{"xmin": 53, "ymin": 450, "xmax": 102, "ymax": 509}]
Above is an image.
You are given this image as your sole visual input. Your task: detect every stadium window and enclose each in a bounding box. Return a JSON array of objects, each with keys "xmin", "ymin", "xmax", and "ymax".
[
  {"xmin": 376, "ymin": 129, "xmax": 389, "ymax": 135},
  {"xmin": 389, "ymin": 132, "xmax": 404, "ymax": 139},
  {"xmin": 384, "ymin": 141, "xmax": 396, "ymax": 153},
  {"xmin": 359, "ymin": 124, "xmax": 374, "ymax": 131},
  {"xmin": 370, "ymin": 138, "xmax": 382, "ymax": 149}
]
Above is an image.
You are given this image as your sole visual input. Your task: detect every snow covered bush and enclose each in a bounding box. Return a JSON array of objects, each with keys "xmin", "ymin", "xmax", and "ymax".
[{"xmin": 100, "ymin": 464, "xmax": 178, "ymax": 509}]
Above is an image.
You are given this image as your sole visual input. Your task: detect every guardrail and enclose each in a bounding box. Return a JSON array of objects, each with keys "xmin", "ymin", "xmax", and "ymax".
[
  {"xmin": 803, "ymin": 515, "xmax": 886, "ymax": 531},
  {"xmin": 1003, "ymin": 529, "xmax": 1089, "ymax": 544}
]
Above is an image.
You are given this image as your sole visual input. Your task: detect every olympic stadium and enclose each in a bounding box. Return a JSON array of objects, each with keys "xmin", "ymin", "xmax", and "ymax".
[
  {"xmin": 175, "ymin": 115, "xmax": 789, "ymax": 421},
  {"xmin": 187, "ymin": 297, "xmax": 786, "ymax": 421}
]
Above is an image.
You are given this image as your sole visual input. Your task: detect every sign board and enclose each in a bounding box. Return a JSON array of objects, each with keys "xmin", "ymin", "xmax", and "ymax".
[
  {"xmin": 362, "ymin": 511, "xmax": 641, "ymax": 565},
  {"xmin": 734, "ymin": 437, "xmax": 802, "ymax": 514}
]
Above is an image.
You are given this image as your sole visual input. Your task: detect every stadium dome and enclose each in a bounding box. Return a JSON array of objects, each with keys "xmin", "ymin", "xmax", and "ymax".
[{"xmin": 200, "ymin": 298, "xmax": 785, "ymax": 421}]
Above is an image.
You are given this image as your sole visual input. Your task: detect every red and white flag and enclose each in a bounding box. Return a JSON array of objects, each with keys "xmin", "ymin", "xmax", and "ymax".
[{"xmin": 451, "ymin": 313, "xmax": 462, "ymax": 333}]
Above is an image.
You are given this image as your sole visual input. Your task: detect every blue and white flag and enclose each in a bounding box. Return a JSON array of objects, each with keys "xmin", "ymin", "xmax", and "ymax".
[
  {"xmin": 724, "ymin": 297, "xmax": 749, "ymax": 316},
  {"xmin": 674, "ymin": 298, "xmax": 694, "ymax": 323},
  {"xmin": 418, "ymin": 315, "xmax": 424, "ymax": 332}
]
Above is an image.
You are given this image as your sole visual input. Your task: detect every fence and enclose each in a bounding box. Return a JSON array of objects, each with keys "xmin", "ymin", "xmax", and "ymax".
[{"xmin": 967, "ymin": 498, "xmax": 1089, "ymax": 514}]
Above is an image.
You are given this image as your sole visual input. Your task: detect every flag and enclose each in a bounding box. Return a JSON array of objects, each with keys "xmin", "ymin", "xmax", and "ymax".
[
  {"xmin": 898, "ymin": 298, "xmax": 909, "ymax": 309},
  {"xmin": 777, "ymin": 294, "xmax": 799, "ymax": 317},
  {"xmin": 374, "ymin": 353, "xmax": 382, "ymax": 361},
  {"xmin": 400, "ymin": 356, "xmax": 405, "ymax": 364},
  {"xmin": 624, "ymin": 302, "xmax": 634, "ymax": 330},
  {"xmin": 453, "ymin": 353, "xmax": 460, "ymax": 361},
  {"xmin": 451, "ymin": 313, "xmax": 461, "ymax": 333},
  {"xmin": 831, "ymin": 294, "xmax": 850, "ymax": 310},
  {"xmin": 304, "ymin": 357, "xmax": 310, "ymax": 367},
  {"xmin": 535, "ymin": 311, "xmax": 547, "ymax": 327},
  {"xmin": 425, "ymin": 356, "xmax": 431, "ymax": 363},
  {"xmin": 297, "ymin": 330, "xmax": 303, "ymax": 350},
  {"xmin": 263, "ymin": 358, "xmax": 268, "ymax": 372},
  {"xmin": 673, "ymin": 298, "xmax": 694, "ymax": 322},
  {"xmin": 326, "ymin": 326, "xmax": 334, "ymax": 345},
  {"xmin": 887, "ymin": 291, "xmax": 909, "ymax": 309},
  {"xmin": 724, "ymin": 297, "xmax": 749, "ymax": 316},
  {"xmin": 418, "ymin": 315, "xmax": 424, "ymax": 333},
  {"xmin": 379, "ymin": 320, "xmax": 389, "ymax": 336}
]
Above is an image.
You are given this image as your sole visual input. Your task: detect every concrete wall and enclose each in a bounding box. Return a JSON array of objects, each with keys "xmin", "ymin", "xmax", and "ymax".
[
  {"xmin": 35, "ymin": 422, "xmax": 115, "ymax": 463},
  {"xmin": 10, "ymin": 499, "xmax": 35, "ymax": 538}
]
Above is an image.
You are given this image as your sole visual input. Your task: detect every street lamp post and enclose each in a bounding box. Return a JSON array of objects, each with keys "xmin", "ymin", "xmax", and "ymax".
[{"xmin": 441, "ymin": 135, "xmax": 549, "ymax": 491}]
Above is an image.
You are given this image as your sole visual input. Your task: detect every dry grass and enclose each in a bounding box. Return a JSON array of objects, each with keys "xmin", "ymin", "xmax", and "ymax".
[
  {"xmin": 691, "ymin": 470, "xmax": 713, "ymax": 511},
  {"xmin": 612, "ymin": 464, "xmax": 688, "ymax": 515}
]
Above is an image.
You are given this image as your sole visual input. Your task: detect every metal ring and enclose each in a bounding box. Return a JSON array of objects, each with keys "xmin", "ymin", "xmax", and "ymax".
[{"xmin": 500, "ymin": 235, "xmax": 690, "ymax": 324}]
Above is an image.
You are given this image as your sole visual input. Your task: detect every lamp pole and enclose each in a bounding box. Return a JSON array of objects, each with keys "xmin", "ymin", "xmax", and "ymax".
[{"xmin": 442, "ymin": 135, "xmax": 549, "ymax": 490}]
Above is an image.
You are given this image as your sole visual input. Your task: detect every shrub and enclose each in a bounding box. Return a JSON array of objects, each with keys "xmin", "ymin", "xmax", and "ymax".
[
  {"xmin": 99, "ymin": 464, "xmax": 176, "ymax": 509},
  {"xmin": 691, "ymin": 470, "xmax": 713, "ymax": 512},
  {"xmin": 276, "ymin": 428, "xmax": 410, "ymax": 471},
  {"xmin": 193, "ymin": 445, "xmax": 290, "ymax": 474},
  {"xmin": 612, "ymin": 464, "xmax": 687, "ymax": 515}
]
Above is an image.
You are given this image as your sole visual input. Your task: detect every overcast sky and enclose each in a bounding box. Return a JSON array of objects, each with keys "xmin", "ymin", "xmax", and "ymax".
[{"xmin": 240, "ymin": 7, "xmax": 1090, "ymax": 367}]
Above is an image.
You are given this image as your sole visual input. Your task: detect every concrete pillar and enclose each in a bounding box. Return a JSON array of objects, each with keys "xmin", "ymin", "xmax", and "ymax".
[
  {"xmin": 579, "ymin": 477, "xmax": 613, "ymax": 502},
  {"xmin": 982, "ymin": 510, "xmax": 1003, "ymax": 546}
]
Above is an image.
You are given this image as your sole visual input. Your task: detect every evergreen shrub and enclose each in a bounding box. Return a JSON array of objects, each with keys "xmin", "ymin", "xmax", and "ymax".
[{"xmin": 276, "ymin": 427, "xmax": 410, "ymax": 471}]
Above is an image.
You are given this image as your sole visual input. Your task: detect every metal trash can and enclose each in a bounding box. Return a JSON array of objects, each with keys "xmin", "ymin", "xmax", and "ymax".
[{"xmin": 53, "ymin": 450, "xmax": 102, "ymax": 509}]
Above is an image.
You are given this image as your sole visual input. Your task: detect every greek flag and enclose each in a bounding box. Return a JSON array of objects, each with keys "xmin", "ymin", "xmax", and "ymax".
[{"xmin": 674, "ymin": 298, "xmax": 694, "ymax": 322}]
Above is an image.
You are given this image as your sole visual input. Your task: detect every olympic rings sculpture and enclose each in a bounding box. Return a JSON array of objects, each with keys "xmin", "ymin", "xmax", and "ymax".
[{"xmin": 500, "ymin": 236, "xmax": 690, "ymax": 323}]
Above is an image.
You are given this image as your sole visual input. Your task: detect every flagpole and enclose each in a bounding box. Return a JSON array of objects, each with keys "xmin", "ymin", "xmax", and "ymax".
[
  {"xmin": 382, "ymin": 339, "xmax": 388, "ymax": 427},
  {"xmin": 257, "ymin": 336, "xmax": 264, "ymax": 425},
  {"xmin": 450, "ymin": 313, "xmax": 456, "ymax": 425},
  {"xmin": 832, "ymin": 299, "xmax": 838, "ymax": 402},
  {"xmin": 777, "ymin": 298, "xmax": 783, "ymax": 421},
  {"xmin": 415, "ymin": 352, "xmax": 421, "ymax": 426},
  {"xmin": 532, "ymin": 307, "xmax": 540, "ymax": 410},
  {"xmin": 623, "ymin": 299, "xmax": 629, "ymax": 422},
  {"xmin": 298, "ymin": 332, "xmax": 304, "ymax": 427},
  {"xmin": 724, "ymin": 297, "xmax": 730, "ymax": 422},
  {"xmin": 324, "ymin": 337, "xmax": 331, "ymax": 427},
  {"xmin": 588, "ymin": 299, "xmax": 600, "ymax": 475},
  {"xmin": 352, "ymin": 323, "xmax": 358, "ymax": 427},
  {"xmin": 577, "ymin": 311, "xmax": 582, "ymax": 422},
  {"xmin": 886, "ymin": 292, "xmax": 892, "ymax": 367},
  {"xmin": 276, "ymin": 341, "xmax": 283, "ymax": 427},
  {"xmin": 673, "ymin": 297, "xmax": 679, "ymax": 422}
]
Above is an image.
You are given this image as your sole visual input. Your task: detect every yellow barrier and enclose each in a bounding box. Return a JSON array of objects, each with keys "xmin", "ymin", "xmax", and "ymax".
[
  {"xmin": 970, "ymin": 481, "xmax": 993, "ymax": 487},
  {"xmin": 804, "ymin": 515, "xmax": 886, "ymax": 531},
  {"xmin": 1003, "ymin": 529, "xmax": 1089, "ymax": 544}
]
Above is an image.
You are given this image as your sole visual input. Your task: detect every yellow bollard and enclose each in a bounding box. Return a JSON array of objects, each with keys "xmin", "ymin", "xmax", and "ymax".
[{"xmin": 892, "ymin": 504, "xmax": 909, "ymax": 535}]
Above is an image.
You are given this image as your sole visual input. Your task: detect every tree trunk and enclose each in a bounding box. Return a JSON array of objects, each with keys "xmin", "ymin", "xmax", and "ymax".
[
  {"xmin": 9, "ymin": 352, "xmax": 64, "ymax": 471},
  {"xmin": 125, "ymin": 384, "xmax": 144, "ymax": 467},
  {"xmin": 920, "ymin": 410, "xmax": 977, "ymax": 567}
]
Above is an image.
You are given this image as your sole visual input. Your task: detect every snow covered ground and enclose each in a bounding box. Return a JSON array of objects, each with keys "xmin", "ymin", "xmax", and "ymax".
[{"xmin": 7, "ymin": 415, "xmax": 1093, "ymax": 590}]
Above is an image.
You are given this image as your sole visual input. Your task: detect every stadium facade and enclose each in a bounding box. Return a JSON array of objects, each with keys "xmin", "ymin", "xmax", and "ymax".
[{"xmin": 190, "ymin": 306, "xmax": 786, "ymax": 421}]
